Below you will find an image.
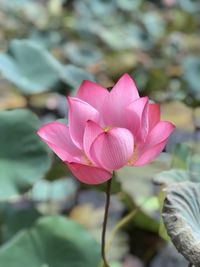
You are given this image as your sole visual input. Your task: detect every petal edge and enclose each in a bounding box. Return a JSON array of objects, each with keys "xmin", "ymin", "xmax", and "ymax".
[
  {"xmin": 37, "ymin": 122, "xmax": 82, "ymax": 162},
  {"xmin": 68, "ymin": 163, "xmax": 112, "ymax": 184}
]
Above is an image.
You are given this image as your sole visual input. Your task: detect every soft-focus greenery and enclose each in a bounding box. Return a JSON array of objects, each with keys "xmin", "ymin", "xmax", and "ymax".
[
  {"xmin": 0, "ymin": 109, "xmax": 51, "ymax": 200},
  {"xmin": 0, "ymin": 0, "xmax": 200, "ymax": 266}
]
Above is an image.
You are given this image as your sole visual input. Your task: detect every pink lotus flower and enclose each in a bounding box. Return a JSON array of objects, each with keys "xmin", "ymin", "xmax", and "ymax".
[{"xmin": 38, "ymin": 74, "xmax": 175, "ymax": 184}]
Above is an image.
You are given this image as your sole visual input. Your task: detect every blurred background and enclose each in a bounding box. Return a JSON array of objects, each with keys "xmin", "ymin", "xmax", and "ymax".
[{"xmin": 0, "ymin": 0, "xmax": 200, "ymax": 266}]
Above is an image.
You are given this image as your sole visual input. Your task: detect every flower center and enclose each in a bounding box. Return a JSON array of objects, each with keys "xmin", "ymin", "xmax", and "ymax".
[
  {"xmin": 103, "ymin": 126, "xmax": 112, "ymax": 132},
  {"xmin": 82, "ymin": 154, "xmax": 93, "ymax": 166},
  {"xmin": 127, "ymin": 153, "xmax": 135, "ymax": 165},
  {"xmin": 127, "ymin": 144, "xmax": 137, "ymax": 165}
]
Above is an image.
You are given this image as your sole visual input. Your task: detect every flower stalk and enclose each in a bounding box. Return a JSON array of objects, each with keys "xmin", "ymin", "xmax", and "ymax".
[{"xmin": 101, "ymin": 178, "xmax": 112, "ymax": 267}]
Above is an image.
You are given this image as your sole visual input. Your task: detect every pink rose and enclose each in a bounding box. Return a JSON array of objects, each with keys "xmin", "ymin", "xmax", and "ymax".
[{"xmin": 38, "ymin": 74, "xmax": 175, "ymax": 184}]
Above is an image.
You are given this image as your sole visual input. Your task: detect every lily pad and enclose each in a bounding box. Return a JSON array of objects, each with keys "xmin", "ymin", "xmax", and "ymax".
[
  {"xmin": 29, "ymin": 177, "xmax": 77, "ymax": 202},
  {"xmin": 0, "ymin": 0, "xmax": 32, "ymax": 10},
  {"xmin": 143, "ymin": 12, "xmax": 165, "ymax": 40},
  {"xmin": 74, "ymin": 0, "xmax": 116, "ymax": 17},
  {"xmin": 117, "ymin": 0, "xmax": 142, "ymax": 11},
  {"xmin": 0, "ymin": 216, "xmax": 101, "ymax": 267},
  {"xmin": 0, "ymin": 39, "xmax": 62, "ymax": 94},
  {"xmin": 0, "ymin": 109, "xmax": 51, "ymax": 200},
  {"xmin": 0, "ymin": 202, "xmax": 41, "ymax": 243},
  {"xmin": 29, "ymin": 30, "xmax": 62, "ymax": 49},
  {"xmin": 162, "ymin": 182, "xmax": 200, "ymax": 266},
  {"xmin": 177, "ymin": 0, "xmax": 200, "ymax": 13},
  {"xmin": 182, "ymin": 56, "xmax": 200, "ymax": 100},
  {"xmin": 153, "ymin": 169, "xmax": 199, "ymax": 185},
  {"xmin": 28, "ymin": 177, "xmax": 78, "ymax": 214},
  {"xmin": 63, "ymin": 43, "xmax": 102, "ymax": 66},
  {"xmin": 97, "ymin": 24, "xmax": 148, "ymax": 50}
]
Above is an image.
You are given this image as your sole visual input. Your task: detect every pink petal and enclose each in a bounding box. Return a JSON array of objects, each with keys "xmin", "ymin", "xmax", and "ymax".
[
  {"xmin": 68, "ymin": 97, "xmax": 100, "ymax": 148},
  {"xmin": 83, "ymin": 120, "xmax": 103, "ymax": 161},
  {"xmin": 133, "ymin": 121, "xmax": 175, "ymax": 166},
  {"xmin": 67, "ymin": 163, "xmax": 112, "ymax": 184},
  {"xmin": 144, "ymin": 121, "xmax": 175, "ymax": 149},
  {"xmin": 76, "ymin": 80, "xmax": 109, "ymax": 111},
  {"xmin": 134, "ymin": 141, "xmax": 167, "ymax": 166},
  {"xmin": 112, "ymin": 73, "xmax": 139, "ymax": 100},
  {"xmin": 126, "ymin": 97, "xmax": 149, "ymax": 142},
  {"xmin": 102, "ymin": 73, "xmax": 140, "ymax": 127},
  {"xmin": 37, "ymin": 122, "xmax": 82, "ymax": 162},
  {"xmin": 148, "ymin": 104, "xmax": 160, "ymax": 131},
  {"xmin": 90, "ymin": 127, "xmax": 134, "ymax": 170}
]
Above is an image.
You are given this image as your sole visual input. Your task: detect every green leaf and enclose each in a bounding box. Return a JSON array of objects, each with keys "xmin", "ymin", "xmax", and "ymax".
[
  {"xmin": 74, "ymin": 0, "xmax": 116, "ymax": 17},
  {"xmin": 177, "ymin": 0, "xmax": 200, "ymax": 13},
  {"xmin": 0, "ymin": 202, "xmax": 41, "ymax": 243},
  {"xmin": 0, "ymin": 109, "xmax": 51, "ymax": 200},
  {"xmin": 0, "ymin": 216, "xmax": 101, "ymax": 267},
  {"xmin": 1, "ymin": 0, "xmax": 32, "ymax": 10},
  {"xmin": 29, "ymin": 30, "xmax": 62, "ymax": 49},
  {"xmin": 110, "ymin": 262, "xmax": 122, "ymax": 267},
  {"xmin": 182, "ymin": 56, "xmax": 200, "ymax": 100},
  {"xmin": 64, "ymin": 43, "xmax": 102, "ymax": 66},
  {"xmin": 117, "ymin": 0, "xmax": 142, "ymax": 11},
  {"xmin": 0, "ymin": 39, "xmax": 62, "ymax": 94},
  {"xmin": 28, "ymin": 177, "xmax": 78, "ymax": 215},
  {"xmin": 162, "ymin": 182, "xmax": 200, "ymax": 266},
  {"xmin": 97, "ymin": 24, "xmax": 148, "ymax": 50},
  {"xmin": 143, "ymin": 12, "xmax": 165, "ymax": 40},
  {"xmin": 29, "ymin": 177, "xmax": 77, "ymax": 202},
  {"xmin": 153, "ymin": 169, "xmax": 197, "ymax": 185},
  {"xmin": 132, "ymin": 207, "xmax": 159, "ymax": 232}
]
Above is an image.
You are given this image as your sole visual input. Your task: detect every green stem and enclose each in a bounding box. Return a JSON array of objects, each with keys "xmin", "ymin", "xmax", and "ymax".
[
  {"xmin": 99, "ymin": 191, "xmax": 154, "ymax": 267},
  {"xmin": 105, "ymin": 208, "xmax": 138, "ymax": 253},
  {"xmin": 101, "ymin": 178, "xmax": 112, "ymax": 267}
]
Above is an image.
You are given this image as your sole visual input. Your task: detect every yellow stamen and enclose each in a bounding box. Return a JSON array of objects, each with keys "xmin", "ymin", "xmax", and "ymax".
[
  {"xmin": 103, "ymin": 126, "xmax": 112, "ymax": 132},
  {"xmin": 127, "ymin": 144, "xmax": 137, "ymax": 165},
  {"xmin": 82, "ymin": 154, "xmax": 93, "ymax": 166},
  {"xmin": 127, "ymin": 153, "xmax": 135, "ymax": 165}
]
